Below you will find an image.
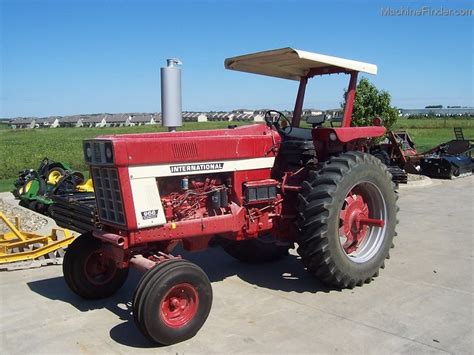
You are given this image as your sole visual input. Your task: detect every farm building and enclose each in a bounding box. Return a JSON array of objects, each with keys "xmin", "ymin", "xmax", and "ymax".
[
  {"xmin": 129, "ymin": 114, "xmax": 157, "ymax": 126},
  {"xmin": 182, "ymin": 112, "xmax": 194, "ymax": 122},
  {"xmin": 206, "ymin": 112, "xmax": 225, "ymax": 121},
  {"xmin": 399, "ymin": 108, "xmax": 474, "ymax": 117},
  {"xmin": 37, "ymin": 117, "xmax": 60, "ymax": 128},
  {"xmin": 9, "ymin": 118, "xmax": 37, "ymax": 129},
  {"xmin": 106, "ymin": 114, "xmax": 130, "ymax": 127},
  {"xmin": 196, "ymin": 114, "xmax": 207, "ymax": 122},
  {"xmin": 303, "ymin": 108, "xmax": 323, "ymax": 116},
  {"xmin": 3, "ymin": 108, "xmax": 379, "ymax": 130},
  {"xmin": 233, "ymin": 109, "xmax": 255, "ymax": 115},
  {"xmin": 253, "ymin": 112, "xmax": 264, "ymax": 122},
  {"xmin": 325, "ymin": 108, "xmax": 343, "ymax": 119},
  {"xmin": 232, "ymin": 113, "xmax": 255, "ymax": 121},
  {"xmin": 59, "ymin": 115, "xmax": 84, "ymax": 127},
  {"xmin": 83, "ymin": 114, "xmax": 107, "ymax": 128},
  {"xmin": 182, "ymin": 112, "xmax": 207, "ymax": 122}
]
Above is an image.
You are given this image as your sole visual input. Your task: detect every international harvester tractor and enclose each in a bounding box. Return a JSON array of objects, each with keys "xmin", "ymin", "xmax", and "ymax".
[{"xmin": 63, "ymin": 48, "xmax": 398, "ymax": 345}]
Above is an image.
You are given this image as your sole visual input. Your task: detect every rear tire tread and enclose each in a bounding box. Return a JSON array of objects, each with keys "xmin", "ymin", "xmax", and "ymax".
[{"xmin": 297, "ymin": 151, "xmax": 398, "ymax": 288}]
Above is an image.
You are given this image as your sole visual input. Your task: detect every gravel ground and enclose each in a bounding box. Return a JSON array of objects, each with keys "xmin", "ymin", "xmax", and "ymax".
[
  {"xmin": 407, "ymin": 173, "xmax": 427, "ymax": 181},
  {"xmin": 0, "ymin": 199, "xmax": 48, "ymax": 233}
]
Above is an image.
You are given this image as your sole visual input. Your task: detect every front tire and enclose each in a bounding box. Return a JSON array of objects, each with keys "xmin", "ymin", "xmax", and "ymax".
[
  {"xmin": 63, "ymin": 233, "xmax": 129, "ymax": 299},
  {"xmin": 297, "ymin": 152, "xmax": 398, "ymax": 288},
  {"xmin": 133, "ymin": 259, "xmax": 212, "ymax": 345}
]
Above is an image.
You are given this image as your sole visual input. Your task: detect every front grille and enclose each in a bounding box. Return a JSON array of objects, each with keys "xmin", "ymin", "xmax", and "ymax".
[
  {"xmin": 93, "ymin": 143, "xmax": 102, "ymax": 162},
  {"xmin": 91, "ymin": 167, "xmax": 125, "ymax": 225}
]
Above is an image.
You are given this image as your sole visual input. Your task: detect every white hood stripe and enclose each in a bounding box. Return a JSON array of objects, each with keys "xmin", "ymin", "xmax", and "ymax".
[{"xmin": 129, "ymin": 157, "xmax": 275, "ymax": 179}]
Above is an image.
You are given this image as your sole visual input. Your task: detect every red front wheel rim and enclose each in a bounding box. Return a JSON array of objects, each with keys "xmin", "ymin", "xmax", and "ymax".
[{"xmin": 160, "ymin": 283, "xmax": 199, "ymax": 328}]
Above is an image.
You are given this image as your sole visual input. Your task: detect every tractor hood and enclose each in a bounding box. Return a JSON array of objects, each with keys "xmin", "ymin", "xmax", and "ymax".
[{"xmin": 83, "ymin": 124, "xmax": 281, "ymax": 167}]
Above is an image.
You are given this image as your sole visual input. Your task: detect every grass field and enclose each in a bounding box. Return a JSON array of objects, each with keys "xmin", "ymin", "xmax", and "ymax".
[
  {"xmin": 0, "ymin": 118, "xmax": 472, "ymax": 192},
  {"xmin": 394, "ymin": 118, "xmax": 474, "ymax": 129},
  {"xmin": 0, "ymin": 122, "xmax": 248, "ymax": 190},
  {"xmin": 393, "ymin": 118, "xmax": 473, "ymax": 152}
]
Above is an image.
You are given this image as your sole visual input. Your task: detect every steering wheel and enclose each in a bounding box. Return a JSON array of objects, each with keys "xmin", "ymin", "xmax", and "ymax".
[{"xmin": 264, "ymin": 110, "xmax": 292, "ymax": 135}]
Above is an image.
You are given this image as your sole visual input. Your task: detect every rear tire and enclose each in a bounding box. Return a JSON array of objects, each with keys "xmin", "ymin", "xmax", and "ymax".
[
  {"xmin": 222, "ymin": 234, "xmax": 290, "ymax": 263},
  {"xmin": 372, "ymin": 150, "xmax": 390, "ymax": 166},
  {"xmin": 63, "ymin": 233, "xmax": 129, "ymax": 299},
  {"xmin": 133, "ymin": 259, "xmax": 212, "ymax": 345},
  {"xmin": 297, "ymin": 152, "xmax": 398, "ymax": 288}
]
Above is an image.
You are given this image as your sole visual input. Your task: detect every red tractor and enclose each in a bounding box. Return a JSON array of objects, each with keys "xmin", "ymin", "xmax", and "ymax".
[{"xmin": 63, "ymin": 48, "xmax": 398, "ymax": 345}]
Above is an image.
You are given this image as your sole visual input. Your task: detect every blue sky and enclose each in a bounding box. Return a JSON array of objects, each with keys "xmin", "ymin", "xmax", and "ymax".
[{"xmin": 1, "ymin": 0, "xmax": 472, "ymax": 117}]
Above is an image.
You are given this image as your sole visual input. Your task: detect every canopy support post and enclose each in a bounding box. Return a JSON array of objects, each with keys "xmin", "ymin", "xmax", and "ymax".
[
  {"xmin": 342, "ymin": 71, "xmax": 358, "ymax": 127},
  {"xmin": 292, "ymin": 77, "xmax": 308, "ymax": 127}
]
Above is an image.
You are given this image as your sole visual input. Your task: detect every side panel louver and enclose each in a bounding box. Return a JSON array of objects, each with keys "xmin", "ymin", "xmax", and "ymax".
[{"xmin": 171, "ymin": 142, "xmax": 198, "ymax": 159}]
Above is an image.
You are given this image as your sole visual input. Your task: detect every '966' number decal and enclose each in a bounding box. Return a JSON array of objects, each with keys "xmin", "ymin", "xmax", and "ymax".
[{"xmin": 141, "ymin": 209, "xmax": 158, "ymax": 220}]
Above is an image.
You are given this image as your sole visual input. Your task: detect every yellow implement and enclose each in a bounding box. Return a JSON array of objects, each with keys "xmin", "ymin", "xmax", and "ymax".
[
  {"xmin": 76, "ymin": 178, "xmax": 94, "ymax": 193},
  {"xmin": 0, "ymin": 212, "xmax": 75, "ymax": 269},
  {"xmin": 46, "ymin": 168, "xmax": 64, "ymax": 185}
]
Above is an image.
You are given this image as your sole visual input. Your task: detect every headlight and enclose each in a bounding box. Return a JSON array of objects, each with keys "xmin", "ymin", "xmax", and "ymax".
[
  {"xmin": 83, "ymin": 141, "xmax": 114, "ymax": 164},
  {"xmin": 105, "ymin": 142, "xmax": 114, "ymax": 163},
  {"xmin": 83, "ymin": 142, "xmax": 92, "ymax": 162}
]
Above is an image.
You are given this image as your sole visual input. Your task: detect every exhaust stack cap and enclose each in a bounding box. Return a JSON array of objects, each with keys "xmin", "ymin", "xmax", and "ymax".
[
  {"xmin": 161, "ymin": 58, "xmax": 183, "ymax": 132},
  {"xmin": 167, "ymin": 58, "xmax": 182, "ymax": 67}
]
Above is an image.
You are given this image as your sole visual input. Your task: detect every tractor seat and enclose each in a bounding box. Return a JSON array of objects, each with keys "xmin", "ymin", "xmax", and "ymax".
[
  {"xmin": 280, "ymin": 128, "xmax": 315, "ymax": 167},
  {"xmin": 283, "ymin": 127, "xmax": 313, "ymax": 141}
]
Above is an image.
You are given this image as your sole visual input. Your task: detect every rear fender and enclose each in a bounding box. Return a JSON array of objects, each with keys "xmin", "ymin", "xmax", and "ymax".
[
  {"xmin": 312, "ymin": 127, "xmax": 386, "ymax": 160},
  {"xmin": 312, "ymin": 127, "xmax": 386, "ymax": 143}
]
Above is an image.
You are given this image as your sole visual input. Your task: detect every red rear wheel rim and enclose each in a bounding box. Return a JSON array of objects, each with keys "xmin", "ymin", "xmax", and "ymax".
[
  {"xmin": 84, "ymin": 250, "xmax": 116, "ymax": 285},
  {"xmin": 339, "ymin": 183, "xmax": 386, "ymax": 262},
  {"xmin": 160, "ymin": 283, "xmax": 199, "ymax": 328},
  {"xmin": 339, "ymin": 191, "xmax": 370, "ymax": 254}
]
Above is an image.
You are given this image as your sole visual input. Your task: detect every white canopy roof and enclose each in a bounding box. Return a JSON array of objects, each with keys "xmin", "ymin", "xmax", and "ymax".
[{"xmin": 224, "ymin": 47, "xmax": 377, "ymax": 81}]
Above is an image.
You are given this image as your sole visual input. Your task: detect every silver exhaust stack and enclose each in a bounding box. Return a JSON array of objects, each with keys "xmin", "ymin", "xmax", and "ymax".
[{"xmin": 161, "ymin": 58, "xmax": 182, "ymax": 132}]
